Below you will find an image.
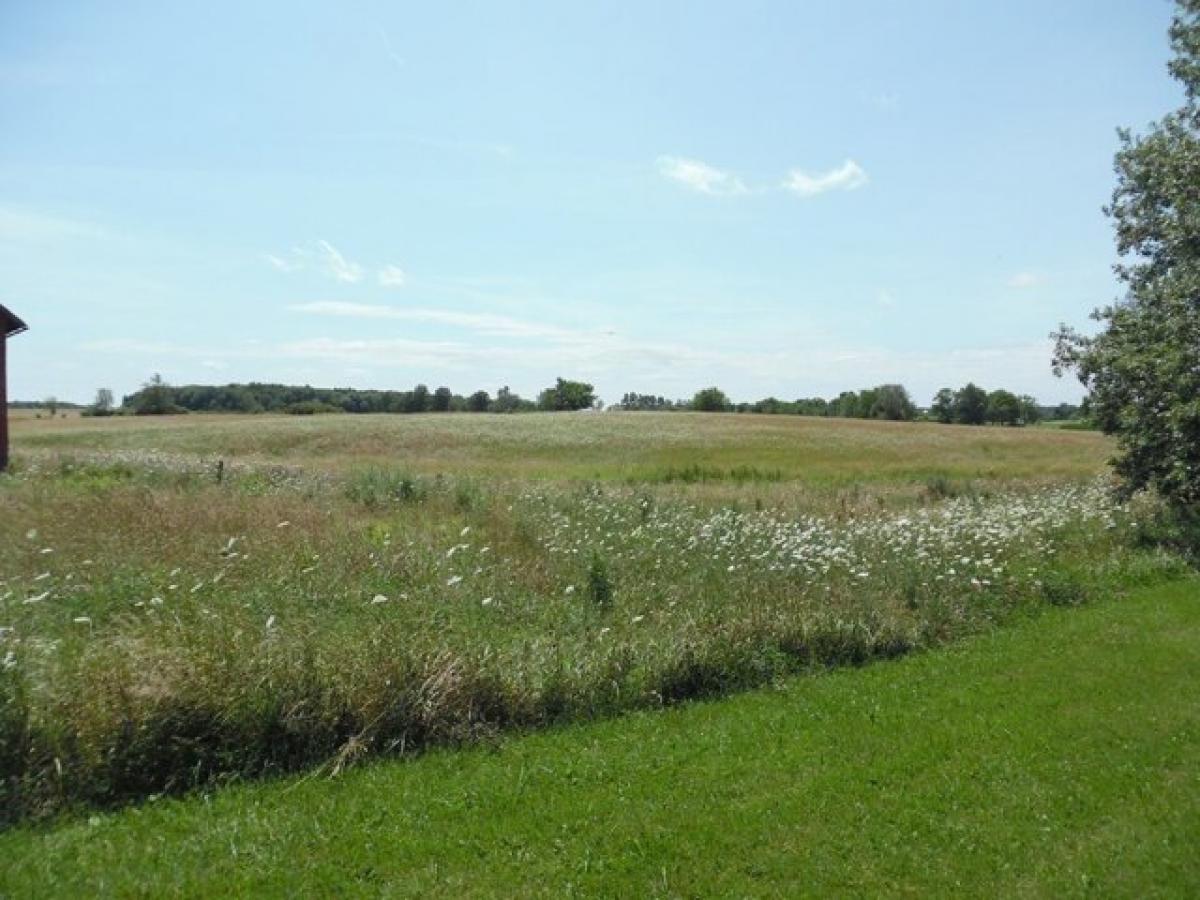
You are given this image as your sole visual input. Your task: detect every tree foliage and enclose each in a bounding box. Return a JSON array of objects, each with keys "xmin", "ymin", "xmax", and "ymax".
[
  {"xmin": 1054, "ymin": 0, "xmax": 1200, "ymax": 506},
  {"xmin": 691, "ymin": 387, "xmax": 731, "ymax": 412},
  {"xmin": 538, "ymin": 378, "xmax": 597, "ymax": 411}
]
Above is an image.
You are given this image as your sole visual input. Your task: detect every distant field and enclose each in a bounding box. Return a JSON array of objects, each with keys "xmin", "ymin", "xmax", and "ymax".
[
  {"xmin": 3, "ymin": 580, "xmax": 1195, "ymax": 896},
  {"xmin": 6, "ymin": 407, "xmax": 81, "ymax": 421},
  {"xmin": 11, "ymin": 411, "xmax": 1112, "ymax": 498}
]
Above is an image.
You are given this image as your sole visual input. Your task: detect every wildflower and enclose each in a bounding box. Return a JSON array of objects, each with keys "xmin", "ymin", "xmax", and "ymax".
[
  {"xmin": 631, "ymin": 615, "xmax": 644, "ymax": 624},
  {"xmin": 25, "ymin": 529, "xmax": 37, "ymax": 541},
  {"xmin": 277, "ymin": 521, "xmax": 290, "ymax": 528},
  {"xmin": 40, "ymin": 548, "xmax": 54, "ymax": 555},
  {"xmin": 482, "ymin": 597, "xmax": 494, "ymax": 606},
  {"xmin": 446, "ymin": 575, "xmax": 463, "ymax": 587},
  {"xmin": 25, "ymin": 592, "xmax": 49, "ymax": 604},
  {"xmin": 266, "ymin": 615, "xmax": 277, "ymax": 630},
  {"xmin": 460, "ymin": 526, "xmax": 471, "ymax": 537},
  {"xmin": 564, "ymin": 585, "xmax": 576, "ymax": 595},
  {"xmin": 73, "ymin": 616, "xmax": 92, "ymax": 625},
  {"xmin": 371, "ymin": 594, "xmax": 388, "ymax": 604}
]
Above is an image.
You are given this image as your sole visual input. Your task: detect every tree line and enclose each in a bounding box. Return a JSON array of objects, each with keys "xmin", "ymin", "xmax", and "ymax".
[
  {"xmin": 93, "ymin": 375, "xmax": 1080, "ymax": 425},
  {"xmin": 118, "ymin": 376, "xmax": 600, "ymax": 416},
  {"xmin": 618, "ymin": 384, "xmax": 1080, "ymax": 425}
]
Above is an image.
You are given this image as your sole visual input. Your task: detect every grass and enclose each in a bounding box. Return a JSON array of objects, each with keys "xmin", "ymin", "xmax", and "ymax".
[
  {"xmin": 2, "ymin": 578, "xmax": 1196, "ymax": 896},
  {"xmin": 0, "ymin": 413, "xmax": 1180, "ymax": 822},
  {"xmin": 12, "ymin": 410, "xmax": 1111, "ymax": 492}
]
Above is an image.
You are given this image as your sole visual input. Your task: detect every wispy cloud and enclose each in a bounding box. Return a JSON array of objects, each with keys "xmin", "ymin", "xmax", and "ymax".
[
  {"xmin": 378, "ymin": 28, "xmax": 405, "ymax": 69},
  {"xmin": 657, "ymin": 156, "xmax": 748, "ymax": 196},
  {"xmin": 377, "ymin": 265, "xmax": 407, "ymax": 288},
  {"xmin": 266, "ymin": 240, "xmax": 365, "ymax": 283},
  {"xmin": 876, "ymin": 289, "xmax": 897, "ymax": 308},
  {"xmin": 1006, "ymin": 272, "xmax": 1044, "ymax": 289},
  {"xmin": 783, "ymin": 159, "xmax": 868, "ymax": 197}
]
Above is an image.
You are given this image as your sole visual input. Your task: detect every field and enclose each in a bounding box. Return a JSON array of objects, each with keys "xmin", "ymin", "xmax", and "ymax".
[{"xmin": 0, "ymin": 412, "xmax": 1188, "ymax": 828}]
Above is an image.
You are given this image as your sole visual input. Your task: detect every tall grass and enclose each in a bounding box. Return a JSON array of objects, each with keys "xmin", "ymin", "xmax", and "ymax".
[{"xmin": 0, "ymin": 450, "xmax": 1185, "ymax": 823}]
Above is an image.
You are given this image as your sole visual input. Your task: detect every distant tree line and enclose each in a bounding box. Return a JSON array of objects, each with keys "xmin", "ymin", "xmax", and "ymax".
[
  {"xmin": 120, "ymin": 376, "xmax": 599, "ymax": 416},
  {"xmin": 73, "ymin": 374, "xmax": 1084, "ymax": 427},
  {"xmin": 613, "ymin": 383, "xmax": 1084, "ymax": 425}
]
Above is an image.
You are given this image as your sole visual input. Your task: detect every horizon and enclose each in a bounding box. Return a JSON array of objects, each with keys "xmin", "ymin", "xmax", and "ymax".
[{"xmin": 1, "ymin": 1, "xmax": 1182, "ymax": 407}]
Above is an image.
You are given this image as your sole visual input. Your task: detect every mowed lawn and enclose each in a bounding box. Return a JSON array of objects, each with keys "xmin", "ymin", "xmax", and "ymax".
[
  {"xmin": 3, "ymin": 579, "xmax": 1196, "ymax": 897},
  {"xmin": 11, "ymin": 411, "xmax": 1110, "ymax": 488}
]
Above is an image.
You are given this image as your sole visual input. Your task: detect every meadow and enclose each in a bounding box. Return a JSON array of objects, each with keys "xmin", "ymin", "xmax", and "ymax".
[{"xmin": 0, "ymin": 412, "xmax": 1186, "ymax": 823}]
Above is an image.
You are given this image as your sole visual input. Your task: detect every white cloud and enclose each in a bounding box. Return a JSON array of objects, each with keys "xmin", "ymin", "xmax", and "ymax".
[
  {"xmin": 783, "ymin": 159, "xmax": 868, "ymax": 197},
  {"xmin": 264, "ymin": 253, "xmax": 298, "ymax": 273},
  {"xmin": 313, "ymin": 240, "xmax": 363, "ymax": 283},
  {"xmin": 378, "ymin": 265, "xmax": 407, "ymax": 288},
  {"xmin": 1006, "ymin": 272, "xmax": 1043, "ymax": 289},
  {"xmin": 657, "ymin": 156, "xmax": 748, "ymax": 196},
  {"xmin": 266, "ymin": 240, "xmax": 364, "ymax": 283}
]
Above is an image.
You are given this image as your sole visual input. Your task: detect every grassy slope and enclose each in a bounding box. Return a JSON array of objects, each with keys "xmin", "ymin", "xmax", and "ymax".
[
  {"xmin": 3, "ymin": 580, "xmax": 1197, "ymax": 897},
  {"xmin": 11, "ymin": 411, "xmax": 1109, "ymax": 487}
]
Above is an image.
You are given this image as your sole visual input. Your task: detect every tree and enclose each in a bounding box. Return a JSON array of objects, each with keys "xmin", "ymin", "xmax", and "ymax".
[
  {"xmin": 1054, "ymin": 0, "xmax": 1200, "ymax": 507},
  {"xmin": 467, "ymin": 390, "xmax": 491, "ymax": 412},
  {"xmin": 869, "ymin": 384, "xmax": 916, "ymax": 421},
  {"xmin": 431, "ymin": 386, "xmax": 453, "ymax": 412},
  {"xmin": 986, "ymin": 389, "xmax": 1021, "ymax": 426},
  {"xmin": 691, "ymin": 387, "xmax": 731, "ymax": 412},
  {"xmin": 954, "ymin": 383, "xmax": 988, "ymax": 425},
  {"xmin": 44, "ymin": 396, "xmax": 58, "ymax": 417},
  {"xmin": 493, "ymin": 386, "xmax": 520, "ymax": 413},
  {"xmin": 406, "ymin": 384, "xmax": 430, "ymax": 414},
  {"xmin": 1018, "ymin": 395, "xmax": 1042, "ymax": 425},
  {"xmin": 132, "ymin": 374, "xmax": 176, "ymax": 415},
  {"xmin": 89, "ymin": 388, "xmax": 115, "ymax": 417},
  {"xmin": 538, "ymin": 378, "xmax": 596, "ymax": 411},
  {"xmin": 931, "ymin": 388, "xmax": 956, "ymax": 424}
]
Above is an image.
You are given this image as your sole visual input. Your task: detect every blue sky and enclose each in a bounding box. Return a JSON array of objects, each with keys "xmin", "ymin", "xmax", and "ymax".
[{"xmin": 0, "ymin": 0, "xmax": 1182, "ymax": 406}]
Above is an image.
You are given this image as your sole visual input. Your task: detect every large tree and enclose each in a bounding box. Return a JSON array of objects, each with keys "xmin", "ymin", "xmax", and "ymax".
[
  {"xmin": 1054, "ymin": 0, "xmax": 1200, "ymax": 507},
  {"xmin": 538, "ymin": 378, "xmax": 596, "ymax": 411}
]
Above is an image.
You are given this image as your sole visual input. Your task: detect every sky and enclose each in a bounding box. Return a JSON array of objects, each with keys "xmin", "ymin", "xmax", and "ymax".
[{"xmin": 0, "ymin": 0, "xmax": 1184, "ymax": 406}]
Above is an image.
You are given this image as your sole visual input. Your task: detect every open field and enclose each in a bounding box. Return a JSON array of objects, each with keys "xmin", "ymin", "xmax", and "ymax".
[
  {"xmin": 0, "ymin": 412, "xmax": 1183, "ymax": 823},
  {"xmin": 11, "ymin": 411, "xmax": 1111, "ymax": 494},
  {"xmin": 3, "ymin": 580, "xmax": 1196, "ymax": 896}
]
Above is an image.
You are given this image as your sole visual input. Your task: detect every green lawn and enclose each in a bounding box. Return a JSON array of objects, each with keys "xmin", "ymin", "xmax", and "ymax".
[{"xmin": 3, "ymin": 579, "xmax": 1196, "ymax": 897}]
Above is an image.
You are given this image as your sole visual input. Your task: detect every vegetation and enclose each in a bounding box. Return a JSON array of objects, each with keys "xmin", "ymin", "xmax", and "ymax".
[
  {"xmin": 0, "ymin": 413, "xmax": 1185, "ymax": 821},
  {"xmin": 536, "ymin": 378, "xmax": 597, "ymax": 411},
  {"xmin": 9, "ymin": 410, "xmax": 1112, "ymax": 489},
  {"xmin": 1055, "ymin": 0, "xmax": 1200, "ymax": 514},
  {"xmin": 931, "ymin": 383, "xmax": 1041, "ymax": 426},
  {"xmin": 2, "ymin": 580, "xmax": 1196, "ymax": 895},
  {"xmin": 690, "ymin": 386, "xmax": 731, "ymax": 412}
]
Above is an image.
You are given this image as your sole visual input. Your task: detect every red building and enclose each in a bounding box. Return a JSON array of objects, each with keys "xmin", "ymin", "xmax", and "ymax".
[{"xmin": 1, "ymin": 304, "xmax": 29, "ymax": 472}]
